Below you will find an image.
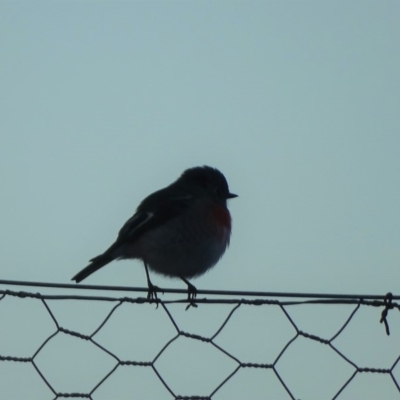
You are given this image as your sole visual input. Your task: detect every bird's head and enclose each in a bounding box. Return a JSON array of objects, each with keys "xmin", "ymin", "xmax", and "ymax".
[{"xmin": 178, "ymin": 166, "xmax": 237, "ymax": 204}]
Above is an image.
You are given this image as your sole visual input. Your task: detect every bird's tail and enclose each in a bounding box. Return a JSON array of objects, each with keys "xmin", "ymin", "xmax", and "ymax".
[{"xmin": 71, "ymin": 254, "xmax": 114, "ymax": 283}]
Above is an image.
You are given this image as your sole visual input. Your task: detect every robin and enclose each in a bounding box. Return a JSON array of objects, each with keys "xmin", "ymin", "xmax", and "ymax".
[{"xmin": 72, "ymin": 166, "xmax": 237, "ymax": 303}]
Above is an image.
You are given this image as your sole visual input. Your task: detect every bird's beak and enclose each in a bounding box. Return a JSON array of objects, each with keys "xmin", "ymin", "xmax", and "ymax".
[{"xmin": 227, "ymin": 192, "xmax": 238, "ymax": 199}]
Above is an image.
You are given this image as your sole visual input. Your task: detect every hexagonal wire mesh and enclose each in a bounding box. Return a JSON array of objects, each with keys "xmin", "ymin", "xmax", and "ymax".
[{"xmin": 0, "ymin": 280, "xmax": 399, "ymax": 400}]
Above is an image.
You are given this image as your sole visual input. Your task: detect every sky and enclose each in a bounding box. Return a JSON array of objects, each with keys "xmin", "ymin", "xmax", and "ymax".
[{"xmin": 1, "ymin": 1, "xmax": 400, "ymax": 399}]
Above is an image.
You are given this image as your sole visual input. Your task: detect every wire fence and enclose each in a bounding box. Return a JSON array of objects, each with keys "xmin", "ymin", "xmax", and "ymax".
[{"xmin": 0, "ymin": 279, "xmax": 399, "ymax": 400}]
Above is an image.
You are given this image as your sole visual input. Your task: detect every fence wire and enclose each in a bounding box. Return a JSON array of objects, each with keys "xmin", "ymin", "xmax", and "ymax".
[{"xmin": 0, "ymin": 279, "xmax": 399, "ymax": 400}]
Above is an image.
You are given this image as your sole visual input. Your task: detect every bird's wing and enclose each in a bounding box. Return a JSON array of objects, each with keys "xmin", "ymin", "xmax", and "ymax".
[
  {"xmin": 97, "ymin": 187, "xmax": 195, "ymax": 258},
  {"xmin": 117, "ymin": 211, "xmax": 155, "ymax": 238},
  {"xmin": 117, "ymin": 193, "xmax": 194, "ymax": 240}
]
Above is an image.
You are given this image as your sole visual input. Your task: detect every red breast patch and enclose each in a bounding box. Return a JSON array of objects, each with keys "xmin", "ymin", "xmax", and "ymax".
[{"xmin": 212, "ymin": 204, "xmax": 232, "ymax": 231}]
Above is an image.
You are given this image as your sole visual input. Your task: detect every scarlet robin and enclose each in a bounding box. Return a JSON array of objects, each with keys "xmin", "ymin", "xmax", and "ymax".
[{"xmin": 72, "ymin": 166, "xmax": 237, "ymax": 303}]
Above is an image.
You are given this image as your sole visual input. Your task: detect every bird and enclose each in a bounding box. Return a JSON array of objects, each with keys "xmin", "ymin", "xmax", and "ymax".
[{"xmin": 71, "ymin": 166, "xmax": 237, "ymax": 304}]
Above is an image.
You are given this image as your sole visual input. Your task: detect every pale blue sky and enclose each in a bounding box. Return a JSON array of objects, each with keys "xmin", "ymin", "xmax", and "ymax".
[{"xmin": 1, "ymin": 1, "xmax": 400, "ymax": 399}]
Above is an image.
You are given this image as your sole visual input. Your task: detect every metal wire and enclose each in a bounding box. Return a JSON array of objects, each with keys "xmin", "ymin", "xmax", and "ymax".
[{"xmin": 0, "ymin": 280, "xmax": 399, "ymax": 400}]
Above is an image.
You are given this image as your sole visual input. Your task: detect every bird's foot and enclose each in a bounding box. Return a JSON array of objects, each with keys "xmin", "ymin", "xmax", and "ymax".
[
  {"xmin": 147, "ymin": 283, "xmax": 163, "ymax": 307},
  {"xmin": 185, "ymin": 282, "xmax": 198, "ymax": 310}
]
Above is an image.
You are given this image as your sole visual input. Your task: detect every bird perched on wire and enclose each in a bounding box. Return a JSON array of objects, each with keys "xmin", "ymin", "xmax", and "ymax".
[{"xmin": 71, "ymin": 166, "xmax": 237, "ymax": 304}]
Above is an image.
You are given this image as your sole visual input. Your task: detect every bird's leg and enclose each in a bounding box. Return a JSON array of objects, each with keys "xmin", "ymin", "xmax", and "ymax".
[
  {"xmin": 144, "ymin": 263, "xmax": 162, "ymax": 303},
  {"xmin": 180, "ymin": 277, "xmax": 198, "ymax": 310}
]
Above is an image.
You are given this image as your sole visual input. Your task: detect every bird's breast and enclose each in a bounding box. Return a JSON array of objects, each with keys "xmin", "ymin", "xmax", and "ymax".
[
  {"xmin": 212, "ymin": 203, "xmax": 231, "ymax": 226},
  {"xmin": 209, "ymin": 203, "xmax": 232, "ymax": 242}
]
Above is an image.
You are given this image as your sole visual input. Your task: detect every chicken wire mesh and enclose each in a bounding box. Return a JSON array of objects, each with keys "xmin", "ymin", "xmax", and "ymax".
[{"xmin": 0, "ymin": 280, "xmax": 399, "ymax": 400}]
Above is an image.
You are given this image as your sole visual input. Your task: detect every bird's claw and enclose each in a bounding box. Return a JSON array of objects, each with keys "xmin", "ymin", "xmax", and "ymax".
[
  {"xmin": 185, "ymin": 282, "xmax": 198, "ymax": 310},
  {"xmin": 147, "ymin": 283, "xmax": 163, "ymax": 307}
]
